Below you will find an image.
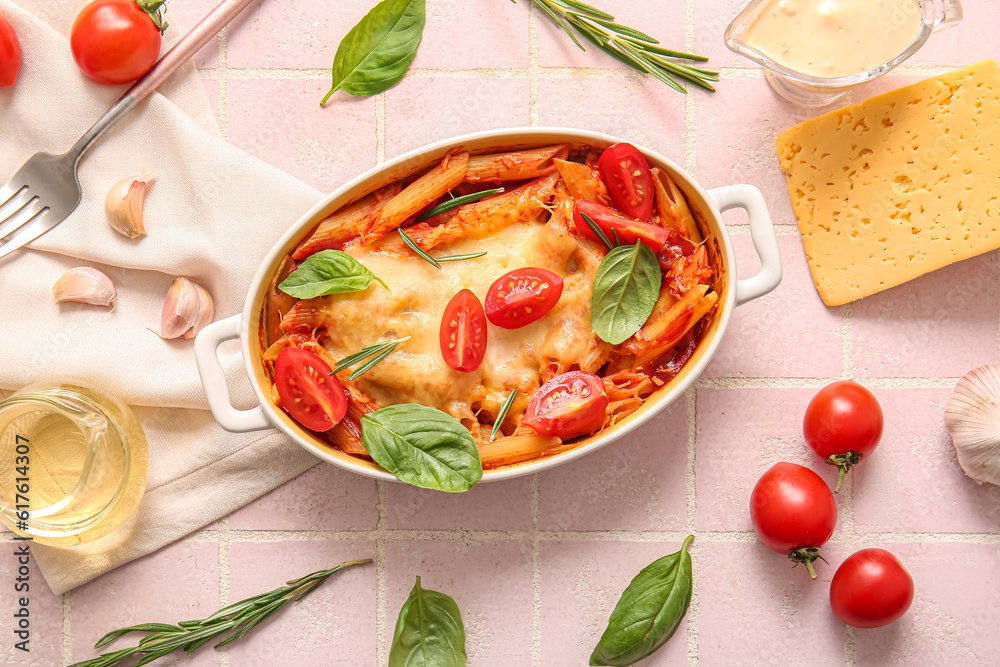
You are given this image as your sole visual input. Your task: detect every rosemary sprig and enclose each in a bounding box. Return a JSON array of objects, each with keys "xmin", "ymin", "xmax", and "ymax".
[
  {"xmin": 581, "ymin": 212, "xmax": 615, "ymax": 251},
  {"xmin": 491, "ymin": 389, "xmax": 519, "ymax": 441},
  {"xmin": 69, "ymin": 560, "xmax": 372, "ymax": 667},
  {"xmin": 332, "ymin": 336, "xmax": 411, "ymax": 379},
  {"xmin": 416, "ymin": 188, "xmax": 504, "ymax": 222},
  {"xmin": 518, "ymin": 0, "xmax": 718, "ymax": 92},
  {"xmin": 398, "ymin": 229, "xmax": 487, "ymax": 269}
]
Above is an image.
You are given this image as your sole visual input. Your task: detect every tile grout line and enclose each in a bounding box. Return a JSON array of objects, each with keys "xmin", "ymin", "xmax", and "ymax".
[
  {"xmin": 375, "ymin": 95, "xmax": 386, "ymax": 165},
  {"xmin": 216, "ymin": 27, "xmax": 229, "ymax": 140},
  {"xmin": 61, "ymin": 590, "xmax": 72, "ymax": 665},
  {"xmin": 217, "ymin": 515, "xmax": 232, "ymax": 667},
  {"xmin": 530, "ymin": 472, "xmax": 542, "ymax": 667},
  {"xmin": 375, "ymin": 480, "xmax": 388, "ymax": 665},
  {"xmin": 527, "ymin": 0, "xmax": 541, "ymax": 127}
]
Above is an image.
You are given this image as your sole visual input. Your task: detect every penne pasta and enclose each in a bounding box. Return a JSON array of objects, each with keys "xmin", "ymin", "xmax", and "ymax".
[
  {"xmin": 329, "ymin": 417, "xmax": 370, "ymax": 457},
  {"xmin": 628, "ymin": 286, "xmax": 719, "ymax": 369},
  {"xmin": 293, "ymin": 183, "xmax": 402, "ymax": 260},
  {"xmin": 465, "ymin": 144, "xmax": 570, "ymax": 183},
  {"xmin": 554, "ymin": 158, "xmax": 612, "ymax": 206},
  {"xmin": 479, "ymin": 433, "xmax": 565, "ymax": 469},
  {"xmin": 652, "ymin": 167, "xmax": 702, "ymax": 243},
  {"xmin": 365, "ymin": 152, "xmax": 469, "ymax": 239}
]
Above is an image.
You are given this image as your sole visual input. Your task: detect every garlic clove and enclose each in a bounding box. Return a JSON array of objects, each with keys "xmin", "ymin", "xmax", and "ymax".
[
  {"xmin": 53, "ymin": 267, "xmax": 117, "ymax": 307},
  {"xmin": 106, "ymin": 170, "xmax": 156, "ymax": 239},
  {"xmin": 160, "ymin": 277, "xmax": 215, "ymax": 339},
  {"xmin": 945, "ymin": 365, "xmax": 1000, "ymax": 487}
]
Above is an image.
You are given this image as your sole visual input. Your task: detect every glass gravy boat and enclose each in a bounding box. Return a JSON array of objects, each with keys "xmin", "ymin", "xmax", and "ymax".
[{"xmin": 725, "ymin": 0, "xmax": 963, "ymax": 106}]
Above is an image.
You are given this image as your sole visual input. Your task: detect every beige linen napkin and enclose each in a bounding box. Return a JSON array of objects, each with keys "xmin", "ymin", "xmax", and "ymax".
[{"xmin": 0, "ymin": 0, "xmax": 328, "ymax": 594}]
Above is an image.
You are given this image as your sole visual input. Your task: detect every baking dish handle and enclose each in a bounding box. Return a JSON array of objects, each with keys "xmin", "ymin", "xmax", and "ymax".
[
  {"xmin": 708, "ymin": 184, "xmax": 783, "ymax": 306},
  {"xmin": 194, "ymin": 314, "xmax": 273, "ymax": 433}
]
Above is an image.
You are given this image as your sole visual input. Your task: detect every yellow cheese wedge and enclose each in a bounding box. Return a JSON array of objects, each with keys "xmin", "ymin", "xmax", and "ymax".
[{"xmin": 776, "ymin": 60, "xmax": 1000, "ymax": 307}]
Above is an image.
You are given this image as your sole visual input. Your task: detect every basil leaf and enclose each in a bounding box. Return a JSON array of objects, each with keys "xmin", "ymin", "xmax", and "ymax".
[
  {"xmin": 590, "ymin": 242, "xmax": 661, "ymax": 345},
  {"xmin": 590, "ymin": 535, "xmax": 694, "ymax": 666},
  {"xmin": 321, "ymin": 0, "xmax": 425, "ymax": 103},
  {"xmin": 278, "ymin": 250, "xmax": 387, "ymax": 299},
  {"xmin": 389, "ymin": 577, "xmax": 467, "ymax": 667},
  {"xmin": 360, "ymin": 404, "xmax": 483, "ymax": 492}
]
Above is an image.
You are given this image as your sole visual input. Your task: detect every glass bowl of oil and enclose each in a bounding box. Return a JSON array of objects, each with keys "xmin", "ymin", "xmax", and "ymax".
[{"xmin": 0, "ymin": 381, "xmax": 149, "ymax": 546}]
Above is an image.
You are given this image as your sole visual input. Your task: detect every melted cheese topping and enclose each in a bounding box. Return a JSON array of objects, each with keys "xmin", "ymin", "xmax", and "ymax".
[{"xmin": 313, "ymin": 219, "xmax": 596, "ymax": 422}]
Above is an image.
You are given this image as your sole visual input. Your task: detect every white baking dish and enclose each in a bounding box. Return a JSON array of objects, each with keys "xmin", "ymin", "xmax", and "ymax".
[{"xmin": 193, "ymin": 127, "xmax": 782, "ymax": 483}]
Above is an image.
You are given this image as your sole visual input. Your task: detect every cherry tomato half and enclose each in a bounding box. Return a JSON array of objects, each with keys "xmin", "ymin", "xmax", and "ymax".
[
  {"xmin": 71, "ymin": 0, "xmax": 164, "ymax": 85},
  {"xmin": 440, "ymin": 289, "xmax": 487, "ymax": 372},
  {"xmin": 598, "ymin": 143, "xmax": 655, "ymax": 222},
  {"xmin": 0, "ymin": 15, "xmax": 21, "ymax": 88},
  {"xmin": 572, "ymin": 200, "xmax": 669, "ymax": 253},
  {"xmin": 750, "ymin": 462, "xmax": 837, "ymax": 579},
  {"xmin": 485, "ymin": 267, "xmax": 563, "ymax": 329},
  {"xmin": 522, "ymin": 371, "xmax": 608, "ymax": 438},
  {"xmin": 274, "ymin": 347, "xmax": 347, "ymax": 432},
  {"xmin": 830, "ymin": 549, "xmax": 914, "ymax": 628},
  {"xmin": 803, "ymin": 380, "xmax": 884, "ymax": 492}
]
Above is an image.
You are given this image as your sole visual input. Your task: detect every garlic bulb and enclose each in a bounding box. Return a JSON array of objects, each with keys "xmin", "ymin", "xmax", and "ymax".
[
  {"xmin": 159, "ymin": 278, "xmax": 215, "ymax": 339},
  {"xmin": 52, "ymin": 267, "xmax": 117, "ymax": 307},
  {"xmin": 945, "ymin": 365, "xmax": 1000, "ymax": 486},
  {"xmin": 106, "ymin": 170, "xmax": 156, "ymax": 238}
]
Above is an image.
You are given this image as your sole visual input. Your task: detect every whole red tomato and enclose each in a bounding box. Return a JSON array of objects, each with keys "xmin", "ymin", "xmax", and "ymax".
[
  {"xmin": 750, "ymin": 462, "xmax": 837, "ymax": 579},
  {"xmin": 0, "ymin": 15, "xmax": 21, "ymax": 88},
  {"xmin": 803, "ymin": 380, "xmax": 884, "ymax": 492},
  {"xmin": 70, "ymin": 0, "xmax": 166, "ymax": 85},
  {"xmin": 830, "ymin": 548, "xmax": 914, "ymax": 628}
]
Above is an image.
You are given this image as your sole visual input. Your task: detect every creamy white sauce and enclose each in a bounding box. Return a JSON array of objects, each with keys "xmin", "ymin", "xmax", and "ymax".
[{"xmin": 743, "ymin": 0, "xmax": 923, "ymax": 78}]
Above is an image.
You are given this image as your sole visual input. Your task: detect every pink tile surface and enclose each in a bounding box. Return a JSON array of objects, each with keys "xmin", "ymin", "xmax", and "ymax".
[
  {"xmin": 905, "ymin": 2, "xmax": 1000, "ymax": 68},
  {"xmin": 539, "ymin": 400, "xmax": 688, "ymax": 531},
  {"xmin": 230, "ymin": 462, "xmax": 378, "ymax": 530},
  {"xmin": 226, "ymin": 79, "xmax": 377, "ymax": 192},
  {"xmin": 695, "ymin": 387, "xmax": 842, "ymax": 531},
  {"xmin": 853, "ymin": 388, "xmax": 1000, "ymax": 534},
  {"xmin": 697, "ymin": 540, "xmax": 846, "ymax": 665},
  {"xmin": 852, "ymin": 542, "xmax": 1000, "ymax": 666},
  {"xmin": 226, "ymin": 541, "xmax": 377, "ymax": 665},
  {"xmin": 384, "ymin": 77, "xmax": 531, "ymax": 158},
  {"xmin": 386, "ymin": 540, "xmax": 533, "ymax": 665},
  {"xmin": 538, "ymin": 77, "xmax": 686, "ymax": 163},
  {"xmin": 413, "ymin": 0, "xmax": 529, "ymax": 69},
  {"xmin": 851, "ymin": 252, "xmax": 1000, "ymax": 379},
  {"xmin": 0, "ymin": 546, "xmax": 62, "ymax": 665},
  {"xmin": 166, "ymin": 0, "xmax": 220, "ymax": 68},
  {"xmin": 694, "ymin": 0, "xmax": 754, "ymax": 69},
  {"xmin": 706, "ymin": 233, "xmax": 843, "ymax": 378},
  {"xmin": 71, "ymin": 541, "xmax": 220, "ymax": 665},
  {"xmin": 386, "ymin": 476, "xmax": 532, "ymax": 530},
  {"xmin": 540, "ymin": 539, "xmax": 691, "ymax": 666}
]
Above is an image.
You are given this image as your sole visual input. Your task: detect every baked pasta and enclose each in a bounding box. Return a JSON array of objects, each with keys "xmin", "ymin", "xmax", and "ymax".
[{"xmin": 259, "ymin": 141, "xmax": 718, "ymax": 471}]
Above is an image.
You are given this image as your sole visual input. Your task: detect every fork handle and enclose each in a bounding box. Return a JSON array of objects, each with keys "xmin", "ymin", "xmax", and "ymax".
[{"xmin": 67, "ymin": 0, "xmax": 255, "ymax": 162}]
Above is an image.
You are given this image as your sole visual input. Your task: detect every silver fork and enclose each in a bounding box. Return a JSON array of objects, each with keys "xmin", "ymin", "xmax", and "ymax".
[{"xmin": 0, "ymin": 0, "xmax": 255, "ymax": 261}]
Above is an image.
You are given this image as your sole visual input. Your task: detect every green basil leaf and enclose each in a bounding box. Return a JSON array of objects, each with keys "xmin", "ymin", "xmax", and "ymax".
[
  {"xmin": 389, "ymin": 577, "xmax": 467, "ymax": 667},
  {"xmin": 278, "ymin": 250, "xmax": 387, "ymax": 299},
  {"xmin": 590, "ymin": 535, "xmax": 694, "ymax": 666},
  {"xmin": 361, "ymin": 404, "xmax": 483, "ymax": 492},
  {"xmin": 590, "ymin": 242, "xmax": 661, "ymax": 345},
  {"xmin": 321, "ymin": 0, "xmax": 425, "ymax": 103}
]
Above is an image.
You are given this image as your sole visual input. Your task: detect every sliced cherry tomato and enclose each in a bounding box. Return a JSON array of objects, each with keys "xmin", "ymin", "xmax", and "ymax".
[
  {"xmin": 803, "ymin": 380, "xmax": 884, "ymax": 493},
  {"xmin": 485, "ymin": 267, "xmax": 564, "ymax": 329},
  {"xmin": 572, "ymin": 200, "xmax": 669, "ymax": 253},
  {"xmin": 0, "ymin": 15, "xmax": 21, "ymax": 88},
  {"xmin": 440, "ymin": 289, "xmax": 487, "ymax": 372},
  {"xmin": 522, "ymin": 371, "xmax": 608, "ymax": 438},
  {"xmin": 830, "ymin": 549, "xmax": 914, "ymax": 628},
  {"xmin": 71, "ymin": 0, "xmax": 165, "ymax": 85},
  {"xmin": 597, "ymin": 143, "xmax": 655, "ymax": 222},
  {"xmin": 750, "ymin": 462, "xmax": 837, "ymax": 579},
  {"xmin": 274, "ymin": 347, "xmax": 347, "ymax": 432}
]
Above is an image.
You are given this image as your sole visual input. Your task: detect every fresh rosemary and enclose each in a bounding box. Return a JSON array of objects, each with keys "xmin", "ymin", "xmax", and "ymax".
[
  {"xmin": 520, "ymin": 0, "xmax": 719, "ymax": 92},
  {"xmin": 416, "ymin": 188, "xmax": 504, "ymax": 222},
  {"xmin": 332, "ymin": 336, "xmax": 411, "ymax": 379},
  {"xmin": 398, "ymin": 229, "xmax": 486, "ymax": 269},
  {"xmin": 69, "ymin": 560, "xmax": 372, "ymax": 667},
  {"xmin": 581, "ymin": 211, "xmax": 615, "ymax": 251},
  {"xmin": 491, "ymin": 389, "xmax": 519, "ymax": 441}
]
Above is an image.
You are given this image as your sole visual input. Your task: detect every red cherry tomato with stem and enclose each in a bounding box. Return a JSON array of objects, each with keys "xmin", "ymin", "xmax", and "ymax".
[
  {"xmin": 485, "ymin": 267, "xmax": 563, "ymax": 329},
  {"xmin": 274, "ymin": 347, "xmax": 347, "ymax": 432},
  {"xmin": 750, "ymin": 462, "xmax": 837, "ymax": 579},
  {"xmin": 0, "ymin": 15, "xmax": 21, "ymax": 88},
  {"xmin": 830, "ymin": 548, "xmax": 914, "ymax": 628},
  {"xmin": 71, "ymin": 0, "xmax": 166, "ymax": 85},
  {"xmin": 804, "ymin": 380, "xmax": 884, "ymax": 492},
  {"xmin": 522, "ymin": 371, "xmax": 608, "ymax": 438},
  {"xmin": 572, "ymin": 200, "xmax": 669, "ymax": 253},
  {"xmin": 440, "ymin": 289, "xmax": 487, "ymax": 372},
  {"xmin": 597, "ymin": 143, "xmax": 655, "ymax": 222}
]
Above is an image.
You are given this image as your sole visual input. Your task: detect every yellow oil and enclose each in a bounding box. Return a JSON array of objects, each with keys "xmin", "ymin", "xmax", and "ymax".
[{"xmin": 0, "ymin": 382, "xmax": 149, "ymax": 546}]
